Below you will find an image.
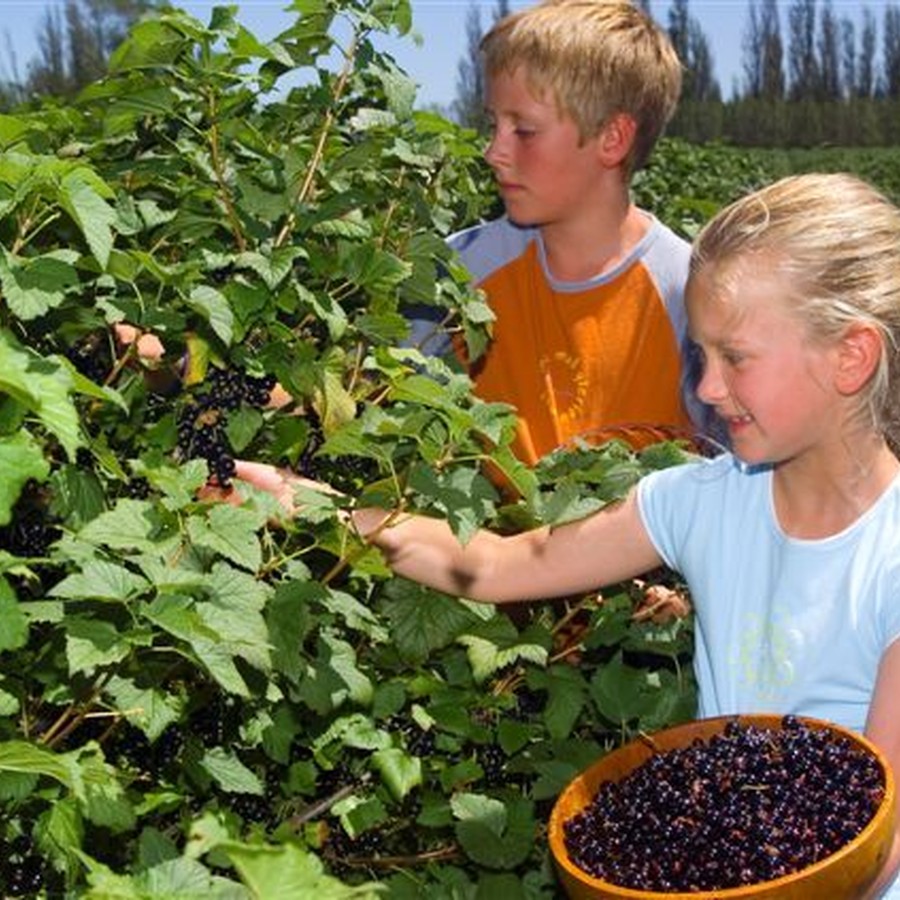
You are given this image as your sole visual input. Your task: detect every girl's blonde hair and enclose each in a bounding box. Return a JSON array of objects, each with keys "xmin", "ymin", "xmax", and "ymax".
[
  {"xmin": 691, "ymin": 173, "xmax": 900, "ymax": 447},
  {"xmin": 481, "ymin": 0, "xmax": 682, "ymax": 172}
]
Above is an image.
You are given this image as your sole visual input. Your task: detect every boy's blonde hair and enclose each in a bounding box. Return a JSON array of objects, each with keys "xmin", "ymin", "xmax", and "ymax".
[
  {"xmin": 481, "ymin": 0, "xmax": 682, "ymax": 172},
  {"xmin": 691, "ymin": 173, "xmax": 900, "ymax": 448}
]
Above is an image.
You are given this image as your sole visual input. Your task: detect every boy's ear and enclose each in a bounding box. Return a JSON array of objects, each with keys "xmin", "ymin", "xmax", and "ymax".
[
  {"xmin": 834, "ymin": 323, "xmax": 882, "ymax": 395},
  {"xmin": 595, "ymin": 113, "xmax": 637, "ymax": 167}
]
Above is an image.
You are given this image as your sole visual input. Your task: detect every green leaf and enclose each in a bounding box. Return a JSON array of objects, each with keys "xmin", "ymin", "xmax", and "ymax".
[
  {"xmin": 107, "ymin": 18, "xmax": 188, "ymax": 72},
  {"xmin": 105, "ymin": 676, "xmax": 183, "ymax": 742},
  {"xmin": 452, "ymin": 794, "xmax": 535, "ymax": 870},
  {"xmin": 235, "ymin": 247, "xmax": 304, "ymax": 289},
  {"xmin": 77, "ymin": 499, "xmax": 166, "ymax": 551},
  {"xmin": 320, "ymin": 365, "xmax": 358, "ymax": 435},
  {"xmin": 539, "ymin": 480, "xmax": 606, "ymax": 527},
  {"xmin": 134, "ymin": 857, "xmax": 244, "ymax": 898},
  {"xmin": 321, "ymin": 587, "xmax": 388, "ymax": 641},
  {"xmin": 389, "ymin": 373, "xmax": 458, "ymax": 410},
  {"xmin": 136, "ymin": 827, "xmax": 179, "ymax": 870},
  {"xmin": 267, "ymin": 581, "xmax": 315, "ymax": 684},
  {"xmin": 59, "ymin": 170, "xmax": 117, "ymax": 269},
  {"xmin": 225, "ymin": 405, "xmax": 263, "ymax": 454},
  {"xmin": 200, "ymin": 747, "xmax": 263, "ymax": 795},
  {"xmin": 189, "ymin": 285, "xmax": 235, "ymax": 346},
  {"xmin": 451, "ymin": 793, "xmax": 506, "ymax": 834},
  {"xmin": 407, "ymin": 464, "xmax": 498, "ymax": 545},
  {"xmin": 65, "ymin": 618, "xmax": 131, "ymax": 676},
  {"xmin": 589, "ymin": 652, "xmax": 678, "ymax": 727},
  {"xmin": 321, "ymin": 632, "xmax": 373, "ymax": 706},
  {"xmin": 0, "ymin": 114, "xmax": 30, "ymax": 149},
  {"xmin": 49, "ymin": 462, "xmax": 110, "ymax": 529},
  {"xmin": 223, "ymin": 842, "xmax": 384, "ymax": 899},
  {"xmin": 541, "ymin": 665, "xmax": 589, "ymax": 740},
  {"xmin": 196, "ymin": 563, "xmax": 272, "ymax": 673},
  {"xmin": 0, "ymin": 770, "xmax": 39, "ymax": 802},
  {"xmin": 0, "ymin": 742, "xmax": 134, "ymax": 831},
  {"xmin": 186, "ymin": 505, "xmax": 263, "ymax": 572},
  {"xmin": 36, "ymin": 797, "xmax": 85, "ymax": 864},
  {"xmin": 382, "ymin": 582, "xmax": 479, "ymax": 665},
  {"xmin": 0, "ymin": 248, "xmax": 81, "ymax": 319},
  {"xmin": 51, "ymin": 561, "xmax": 149, "ymax": 602},
  {"xmin": 81, "ymin": 857, "xmax": 144, "ymax": 897},
  {"xmin": 0, "ymin": 576, "xmax": 28, "ymax": 651},
  {"xmin": 0, "ymin": 331, "xmax": 81, "ymax": 460},
  {"xmin": 191, "ymin": 639, "xmax": 253, "ymax": 698},
  {"xmin": 313, "ymin": 713, "xmax": 390, "ymax": 753},
  {"xmin": 0, "ymin": 430, "xmax": 49, "ymax": 527},
  {"xmin": 371, "ymin": 747, "xmax": 422, "ymax": 801},
  {"xmin": 456, "ymin": 617, "xmax": 549, "ymax": 683},
  {"xmin": 0, "ymin": 686, "xmax": 19, "ymax": 716},
  {"xmin": 475, "ymin": 873, "xmax": 529, "ymax": 900},
  {"xmin": 182, "ymin": 809, "xmax": 232, "ymax": 860}
]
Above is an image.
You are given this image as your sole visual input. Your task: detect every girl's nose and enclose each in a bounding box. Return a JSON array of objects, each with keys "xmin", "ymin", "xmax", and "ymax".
[{"xmin": 695, "ymin": 359, "xmax": 727, "ymax": 406}]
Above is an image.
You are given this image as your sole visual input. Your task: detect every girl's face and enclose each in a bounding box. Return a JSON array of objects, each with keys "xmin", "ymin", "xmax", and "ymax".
[
  {"xmin": 687, "ymin": 259, "xmax": 843, "ymax": 467},
  {"xmin": 483, "ymin": 67, "xmax": 604, "ymax": 228}
]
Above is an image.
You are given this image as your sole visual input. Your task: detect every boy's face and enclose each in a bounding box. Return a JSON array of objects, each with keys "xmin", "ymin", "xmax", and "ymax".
[{"xmin": 484, "ymin": 67, "xmax": 606, "ymax": 228}]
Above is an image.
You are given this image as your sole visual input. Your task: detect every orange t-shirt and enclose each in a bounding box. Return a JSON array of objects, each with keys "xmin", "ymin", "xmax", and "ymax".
[{"xmin": 449, "ymin": 215, "xmax": 694, "ymax": 465}]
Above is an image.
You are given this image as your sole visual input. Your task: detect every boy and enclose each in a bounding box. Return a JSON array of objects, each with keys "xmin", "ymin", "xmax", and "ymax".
[{"xmin": 413, "ymin": 0, "xmax": 700, "ymax": 464}]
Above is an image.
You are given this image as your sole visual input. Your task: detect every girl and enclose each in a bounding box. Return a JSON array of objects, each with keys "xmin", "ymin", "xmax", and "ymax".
[{"xmin": 232, "ymin": 173, "xmax": 900, "ymax": 897}]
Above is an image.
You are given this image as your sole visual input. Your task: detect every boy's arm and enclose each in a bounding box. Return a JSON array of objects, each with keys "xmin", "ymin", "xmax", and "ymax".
[{"xmin": 232, "ymin": 461, "xmax": 662, "ymax": 604}]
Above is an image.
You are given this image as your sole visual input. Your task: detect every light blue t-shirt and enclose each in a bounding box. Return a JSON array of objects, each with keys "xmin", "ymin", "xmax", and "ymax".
[{"xmin": 637, "ymin": 453, "xmax": 900, "ymax": 897}]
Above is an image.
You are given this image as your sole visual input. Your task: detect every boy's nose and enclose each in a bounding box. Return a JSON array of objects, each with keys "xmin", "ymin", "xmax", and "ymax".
[{"xmin": 484, "ymin": 132, "xmax": 507, "ymax": 169}]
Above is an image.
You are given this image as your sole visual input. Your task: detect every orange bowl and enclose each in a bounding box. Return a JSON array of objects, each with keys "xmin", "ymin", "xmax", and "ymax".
[{"xmin": 548, "ymin": 715, "xmax": 895, "ymax": 899}]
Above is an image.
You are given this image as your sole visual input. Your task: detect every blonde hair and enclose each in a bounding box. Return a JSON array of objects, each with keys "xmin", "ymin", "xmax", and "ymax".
[
  {"xmin": 691, "ymin": 173, "xmax": 900, "ymax": 447},
  {"xmin": 481, "ymin": 0, "xmax": 682, "ymax": 172}
]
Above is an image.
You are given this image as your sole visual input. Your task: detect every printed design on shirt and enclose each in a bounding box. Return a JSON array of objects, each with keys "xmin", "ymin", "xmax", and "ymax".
[
  {"xmin": 728, "ymin": 610, "xmax": 796, "ymax": 703},
  {"xmin": 538, "ymin": 351, "xmax": 589, "ymax": 427}
]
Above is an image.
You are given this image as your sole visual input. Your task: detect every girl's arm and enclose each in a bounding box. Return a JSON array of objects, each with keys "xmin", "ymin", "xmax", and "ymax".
[
  {"xmin": 864, "ymin": 639, "xmax": 900, "ymax": 898},
  {"xmin": 232, "ymin": 460, "xmax": 664, "ymax": 604}
]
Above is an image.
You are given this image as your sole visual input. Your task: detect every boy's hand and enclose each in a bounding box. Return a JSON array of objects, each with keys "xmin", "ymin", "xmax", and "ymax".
[
  {"xmin": 115, "ymin": 322, "xmax": 294, "ymax": 410},
  {"xmin": 114, "ymin": 323, "xmax": 166, "ymax": 363}
]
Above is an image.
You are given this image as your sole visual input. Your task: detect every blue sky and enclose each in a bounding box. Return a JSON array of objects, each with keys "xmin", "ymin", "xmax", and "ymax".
[{"xmin": 0, "ymin": 1, "xmax": 885, "ymax": 107}]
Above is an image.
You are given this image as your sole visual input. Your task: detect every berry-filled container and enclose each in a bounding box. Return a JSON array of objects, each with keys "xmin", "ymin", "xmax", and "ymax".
[{"xmin": 548, "ymin": 714, "xmax": 895, "ymax": 899}]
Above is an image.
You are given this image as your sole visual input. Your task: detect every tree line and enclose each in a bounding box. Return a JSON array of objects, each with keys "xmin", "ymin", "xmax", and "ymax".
[
  {"xmin": 0, "ymin": 0, "xmax": 157, "ymax": 108},
  {"xmin": 3, "ymin": 0, "xmax": 900, "ymax": 147},
  {"xmin": 453, "ymin": 0, "xmax": 900, "ymax": 148},
  {"xmin": 672, "ymin": 0, "xmax": 900, "ymax": 145}
]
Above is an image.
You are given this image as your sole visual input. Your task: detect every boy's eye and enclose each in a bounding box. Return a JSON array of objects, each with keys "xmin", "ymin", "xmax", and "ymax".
[{"xmin": 514, "ymin": 126, "xmax": 537, "ymax": 138}]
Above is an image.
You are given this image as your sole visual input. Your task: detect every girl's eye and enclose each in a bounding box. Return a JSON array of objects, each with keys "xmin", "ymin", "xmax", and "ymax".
[{"xmin": 722, "ymin": 350, "xmax": 744, "ymax": 366}]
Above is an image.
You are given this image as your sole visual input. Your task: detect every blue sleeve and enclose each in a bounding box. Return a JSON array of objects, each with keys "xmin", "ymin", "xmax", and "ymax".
[{"xmin": 401, "ymin": 303, "xmax": 453, "ymax": 357}]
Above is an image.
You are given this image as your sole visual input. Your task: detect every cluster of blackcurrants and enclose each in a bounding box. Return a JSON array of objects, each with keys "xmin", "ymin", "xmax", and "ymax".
[
  {"xmin": 0, "ymin": 835, "xmax": 57, "ymax": 897},
  {"xmin": 0, "ymin": 481, "xmax": 58, "ymax": 561},
  {"xmin": 295, "ymin": 408, "xmax": 379, "ymax": 495},
  {"xmin": 175, "ymin": 366, "xmax": 276, "ymax": 487},
  {"xmin": 564, "ymin": 716, "xmax": 885, "ymax": 892}
]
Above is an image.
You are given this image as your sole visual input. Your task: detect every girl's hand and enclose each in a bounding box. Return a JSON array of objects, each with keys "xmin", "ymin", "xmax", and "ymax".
[
  {"xmin": 232, "ymin": 460, "xmax": 341, "ymax": 515},
  {"xmin": 197, "ymin": 461, "xmax": 341, "ymax": 515}
]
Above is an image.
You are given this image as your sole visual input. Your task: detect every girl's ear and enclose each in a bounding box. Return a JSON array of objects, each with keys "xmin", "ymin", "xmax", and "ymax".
[
  {"xmin": 596, "ymin": 113, "xmax": 637, "ymax": 167},
  {"xmin": 834, "ymin": 323, "xmax": 883, "ymax": 395}
]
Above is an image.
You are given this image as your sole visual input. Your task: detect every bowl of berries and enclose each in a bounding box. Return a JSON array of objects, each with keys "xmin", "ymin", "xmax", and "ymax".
[{"xmin": 548, "ymin": 714, "xmax": 895, "ymax": 899}]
